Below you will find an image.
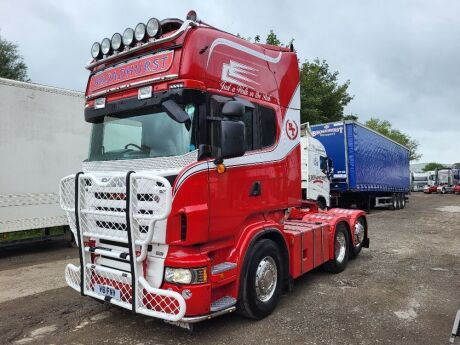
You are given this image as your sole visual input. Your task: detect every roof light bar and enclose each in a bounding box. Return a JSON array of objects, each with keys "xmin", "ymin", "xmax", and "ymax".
[
  {"xmin": 101, "ymin": 38, "xmax": 111, "ymax": 55},
  {"xmin": 146, "ymin": 18, "xmax": 161, "ymax": 38},
  {"xmin": 122, "ymin": 27, "xmax": 135, "ymax": 47},
  {"xmin": 134, "ymin": 23, "xmax": 147, "ymax": 42},
  {"xmin": 111, "ymin": 33, "xmax": 123, "ymax": 52}
]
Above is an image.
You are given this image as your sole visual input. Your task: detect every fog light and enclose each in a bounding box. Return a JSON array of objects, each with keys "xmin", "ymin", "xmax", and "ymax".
[
  {"xmin": 91, "ymin": 42, "xmax": 102, "ymax": 59},
  {"xmin": 122, "ymin": 27, "xmax": 135, "ymax": 47},
  {"xmin": 135, "ymin": 23, "xmax": 147, "ymax": 42},
  {"xmin": 101, "ymin": 38, "xmax": 111, "ymax": 55}
]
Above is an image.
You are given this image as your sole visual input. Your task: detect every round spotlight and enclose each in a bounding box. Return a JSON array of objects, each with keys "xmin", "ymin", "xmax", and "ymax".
[
  {"xmin": 111, "ymin": 33, "xmax": 123, "ymax": 51},
  {"xmin": 101, "ymin": 38, "xmax": 112, "ymax": 55},
  {"xmin": 91, "ymin": 42, "xmax": 101, "ymax": 59},
  {"xmin": 122, "ymin": 27, "xmax": 135, "ymax": 46},
  {"xmin": 186, "ymin": 10, "xmax": 197, "ymax": 21},
  {"xmin": 146, "ymin": 18, "xmax": 161, "ymax": 38},
  {"xmin": 134, "ymin": 23, "xmax": 146, "ymax": 42}
]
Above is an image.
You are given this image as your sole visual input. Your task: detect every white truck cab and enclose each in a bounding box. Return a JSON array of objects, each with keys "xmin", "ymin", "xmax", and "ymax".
[{"xmin": 300, "ymin": 124, "xmax": 331, "ymax": 209}]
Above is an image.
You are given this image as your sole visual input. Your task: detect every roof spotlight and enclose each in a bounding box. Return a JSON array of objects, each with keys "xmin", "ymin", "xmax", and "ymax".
[
  {"xmin": 111, "ymin": 33, "xmax": 123, "ymax": 51},
  {"xmin": 134, "ymin": 23, "xmax": 147, "ymax": 42},
  {"xmin": 101, "ymin": 38, "xmax": 112, "ymax": 55},
  {"xmin": 146, "ymin": 18, "xmax": 162, "ymax": 38},
  {"xmin": 122, "ymin": 27, "xmax": 135, "ymax": 46},
  {"xmin": 186, "ymin": 10, "xmax": 197, "ymax": 22},
  {"xmin": 91, "ymin": 42, "xmax": 102, "ymax": 59}
]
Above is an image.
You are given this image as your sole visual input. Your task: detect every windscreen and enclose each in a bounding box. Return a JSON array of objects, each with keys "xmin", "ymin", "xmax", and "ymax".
[{"xmin": 87, "ymin": 104, "xmax": 196, "ymax": 161}]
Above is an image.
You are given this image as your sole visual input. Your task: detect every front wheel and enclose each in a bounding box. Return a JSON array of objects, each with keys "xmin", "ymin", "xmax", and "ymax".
[
  {"xmin": 324, "ymin": 223, "xmax": 350, "ymax": 273},
  {"xmin": 238, "ymin": 239, "xmax": 283, "ymax": 319}
]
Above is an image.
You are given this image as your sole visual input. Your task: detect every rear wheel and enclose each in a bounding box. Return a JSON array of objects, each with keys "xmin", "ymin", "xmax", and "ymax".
[
  {"xmin": 350, "ymin": 217, "xmax": 366, "ymax": 259},
  {"xmin": 238, "ymin": 239, "xmax": 283, "ymax": 319},
  {"xmin": 324, "ymin": 223, "xmax": 350, "ymax": 273}
]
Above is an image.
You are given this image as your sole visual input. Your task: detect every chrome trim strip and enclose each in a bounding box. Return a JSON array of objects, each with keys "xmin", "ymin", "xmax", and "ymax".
[
  {"xmin": 179, "ymin": 306, "xmax": 237, "ymax": 323},
  {"xmin": 86, "ymin": 20, "xmax": 196, "ymax": 70}
]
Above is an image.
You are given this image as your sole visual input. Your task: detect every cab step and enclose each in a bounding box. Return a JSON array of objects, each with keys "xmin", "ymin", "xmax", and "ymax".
[
  {"xmin": 210, "ymin": 296, "xmax": 237, "ymax": 312},
  {"xmin": 211, "ymin": 262, "xmax": 237, "ymax": 275},
  {"xmin": 84, "ymin": 246, "xmax": 130, "ymax": 260}
]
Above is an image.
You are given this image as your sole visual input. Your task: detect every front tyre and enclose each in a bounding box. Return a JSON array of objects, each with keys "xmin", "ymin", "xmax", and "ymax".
[
  {"xmin": 238, "ymin": 239, "xmax": 283, "ymax": 319},
  {"xmin": 324, "ymin": 223, "xmax": 350, "ymax": 273}
]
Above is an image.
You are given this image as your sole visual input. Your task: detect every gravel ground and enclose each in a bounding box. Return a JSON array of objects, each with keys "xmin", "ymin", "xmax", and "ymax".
[{"xmin": 1, "ymin": 193, "xmax": 459, "ymax": 345}]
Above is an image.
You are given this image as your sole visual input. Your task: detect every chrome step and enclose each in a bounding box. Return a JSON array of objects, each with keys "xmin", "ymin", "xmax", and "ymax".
[
  {"xmin": 211, "ymin": 262, "xmax": 237, "ymax": 275},
  {"xmin": 210, "ymin": 296, "xmax": 237, "ymax": 312}
]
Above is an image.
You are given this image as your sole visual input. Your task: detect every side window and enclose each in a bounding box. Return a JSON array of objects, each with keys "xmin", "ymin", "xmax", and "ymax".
[
  {"xmin": 259, "ymin": 106, "xmax": 276, "ymax": 148},
  {"xmin": 242, "ymin": 108, "xmax": 254, "ymax": 151}
]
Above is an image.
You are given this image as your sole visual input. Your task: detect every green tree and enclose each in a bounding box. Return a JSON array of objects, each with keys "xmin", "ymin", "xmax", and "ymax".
[
  {"xmin": 300, "ymin": 59, "xmax": 353, "ymax": 125},
  {"xmin": 265, "ymin": 30, "xmax": 281, "ymax": 46},
  {"xmin": 0, "ymin": 33, "xmax": 29, "ymax": 81},
  {"xmin": 343, "ymin": 114, "xmax": 359, "ymax": 121},
  {"xmin": 365, "ymin": 118, "xmax": 421, "ymax": 161},
  {"xmin": 422, "ymin": 162, "xmax": 446, "ymax": 172}
]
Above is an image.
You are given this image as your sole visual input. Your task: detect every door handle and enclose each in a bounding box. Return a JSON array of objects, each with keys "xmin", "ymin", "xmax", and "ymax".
[{"xmin": 250, "ymin": 181, "xmax": 261, "ymax": 196}]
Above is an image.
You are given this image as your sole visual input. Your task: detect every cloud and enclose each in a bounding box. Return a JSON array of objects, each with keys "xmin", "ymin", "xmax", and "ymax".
[{"xmin": 1, "ymin": 0, "xmax": 458, "ymax": 162}]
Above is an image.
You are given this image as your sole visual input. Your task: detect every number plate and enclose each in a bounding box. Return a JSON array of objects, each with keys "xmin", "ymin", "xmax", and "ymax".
[{"xmin": 95, "ymin": 284, "xmax": 120, "ymax": 300}]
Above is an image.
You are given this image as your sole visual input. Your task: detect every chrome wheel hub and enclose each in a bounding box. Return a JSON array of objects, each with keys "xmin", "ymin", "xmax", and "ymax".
[
  {"xmin": 255, "ymin": 256, "xmax": 277, "ymax": 302},
  {"xmin": 335, "ymin": 232, "xmax": 346, "ymax": 263},
  {"xmin": 354, "ymin": 222, "xmax": 365, "ymax": 245}
]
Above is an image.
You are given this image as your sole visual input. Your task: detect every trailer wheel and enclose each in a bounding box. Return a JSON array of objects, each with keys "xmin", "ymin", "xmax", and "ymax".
[
  {"xmin": 391, "ymin": 194, "xmax": 398, "ymax": 210},
  {"xmin": 238, "ymin": 239, "xmax": 283, "ymax": 319},
  {"xmin": 324, "ymin": 223, "xmax": 349, "ymax": 273},
  {"xmin": 400, "ymin": 194, "xmax": 406, "ymax": 209},
  {"xmin": 350, "ymin": 217, "xmax": 366, "ymax": 259}
]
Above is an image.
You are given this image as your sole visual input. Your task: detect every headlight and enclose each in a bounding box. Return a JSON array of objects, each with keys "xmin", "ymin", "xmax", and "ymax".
[
  {"xmin": 134, "ymin": 22, "xmax": 146, "ymax": 42},
  {"xmin": 91, "ymin": 42, "xmax": 101, "ymax": 59},
  {"xmin": 164, "ymin": 267, "xmax": 207, "ymax": 285},
  {"xmin": 122, "ymin": 27, "xmax": 134, "ymax": 46},
  {"xmin": 111, "ymin": 33, "xmax": 123, "ymax": 52},
  {"xmin": 146, "ymin": 18, "xmax": 161, "ymax": 38},
  {"xmin": 101, "ymin": 37, "xmax": 111, "ymax": 55}
]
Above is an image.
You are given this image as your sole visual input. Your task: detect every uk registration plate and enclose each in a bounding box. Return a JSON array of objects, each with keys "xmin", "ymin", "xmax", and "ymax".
[{"xmin": 95, "ymin": 284, "xmax": 120, "ymax": 300}]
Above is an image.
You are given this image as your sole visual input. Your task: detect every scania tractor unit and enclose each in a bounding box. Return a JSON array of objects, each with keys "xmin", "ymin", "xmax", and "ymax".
[
  {"xmin": 310, "ymin": 121, "xmax": 410, "ymax": 212},
  {"xmin": 60, "ymin": 11, "xmax": 369, "ymax": 328},
  {"xmin": 436, "ymin": 168, "xmax": 460, "ymax": 194}
]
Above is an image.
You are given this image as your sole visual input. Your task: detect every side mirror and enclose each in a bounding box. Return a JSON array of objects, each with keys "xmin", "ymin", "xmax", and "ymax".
[
  {"xmin": 219, "ymin": 120, "xmax": 245, "ymax": 160},
  {"xmin": 222, "ymin": 101, "xmax": 245, "ymax": 118}
]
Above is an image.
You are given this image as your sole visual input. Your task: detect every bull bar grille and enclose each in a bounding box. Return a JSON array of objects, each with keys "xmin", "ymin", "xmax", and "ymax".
[{"xmin": 60, "ymin": 172, "xmax": 186, "ymax": 321}]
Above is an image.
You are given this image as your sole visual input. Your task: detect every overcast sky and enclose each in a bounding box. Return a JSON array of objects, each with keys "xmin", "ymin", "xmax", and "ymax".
[{"xmin": 1, "ymin": 0, "xmax": 459, "ymax": 163}]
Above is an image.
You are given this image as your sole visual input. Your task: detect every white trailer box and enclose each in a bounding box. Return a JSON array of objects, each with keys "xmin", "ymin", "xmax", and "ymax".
[{"xmin": 0, "ymin": 77, "xmax": 89, "ymax": 237}]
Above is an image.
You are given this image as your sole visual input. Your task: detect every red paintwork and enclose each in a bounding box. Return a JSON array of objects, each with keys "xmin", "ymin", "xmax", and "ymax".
[
  {"xmin": 85, "ymin": 19, "xmax": 368, "ymax": 318},
  {"xmin": 454, "ymin": 185, "xmax": 460, "ymax": 194}
]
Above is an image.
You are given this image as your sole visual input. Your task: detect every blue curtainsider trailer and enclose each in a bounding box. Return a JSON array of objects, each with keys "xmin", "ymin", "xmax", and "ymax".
[{"xmin": 310, "ymin": 121, "xmax": 410, "ymax": 211}]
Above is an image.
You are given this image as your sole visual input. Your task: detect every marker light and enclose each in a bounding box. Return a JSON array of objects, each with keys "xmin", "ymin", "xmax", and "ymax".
[
  {"xmin": 122, "ymin": 27, "xmax": 135, "ymax": 46},
  {"xmin": 134, "ymin": 23, "xmax": 147, "ymax": 42},
  {"xmin": 91, "ymin": 42, "xmax": 102, "ymax": 59},
  {"xmin": 146, "ymin": 18, "xmax": 161, "ymax": 38},
  {"xmin": 111, "ymin": 33, "xmax": 123, "ymax": 51},
  {"xmin": 101, "ymin": 38, "xmax": 111, "ymax": 55},
  {"xmin": 138, "ymin": 86, "xmax": 152, "ymax": 100}
]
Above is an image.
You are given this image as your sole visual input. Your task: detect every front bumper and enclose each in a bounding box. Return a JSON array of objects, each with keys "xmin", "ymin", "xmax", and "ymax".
[{"xmin": 65, "ymin": 263, "xmax": 186, "ymax": 321}]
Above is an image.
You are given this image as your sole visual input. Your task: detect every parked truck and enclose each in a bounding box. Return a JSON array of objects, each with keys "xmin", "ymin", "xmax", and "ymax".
[
  {"xmin": 300, "ymin": 124, "xmax": 332, "ymax": 209},
  {"xmin": 310, "ymin": 121, "xmax": 410, "ymax": 211},
  {"xmin": 436, "ymin": 168, "xmax": 460, "ymax": 194},
  {"xmin": 60, "ymin": 11, "xmax": 369, "ymax": 329},
  {"xmin": 411, "ymin": 172, "xmax": 429, "ymax": 192},
  {"xmin": 0, "ymin": 77, "xmax": 89, "ymax": 247}
]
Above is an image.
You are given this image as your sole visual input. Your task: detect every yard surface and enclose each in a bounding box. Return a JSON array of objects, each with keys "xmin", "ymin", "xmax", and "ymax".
[{"xmin": 1, "ymin": 193, "xmax": 459, "ymax": 345}]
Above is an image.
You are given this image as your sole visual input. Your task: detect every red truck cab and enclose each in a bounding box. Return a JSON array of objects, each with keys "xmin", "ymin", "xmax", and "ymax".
[{"xmin": 60, "ymin": 11, "xmax": 369, "ymax": 328}]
